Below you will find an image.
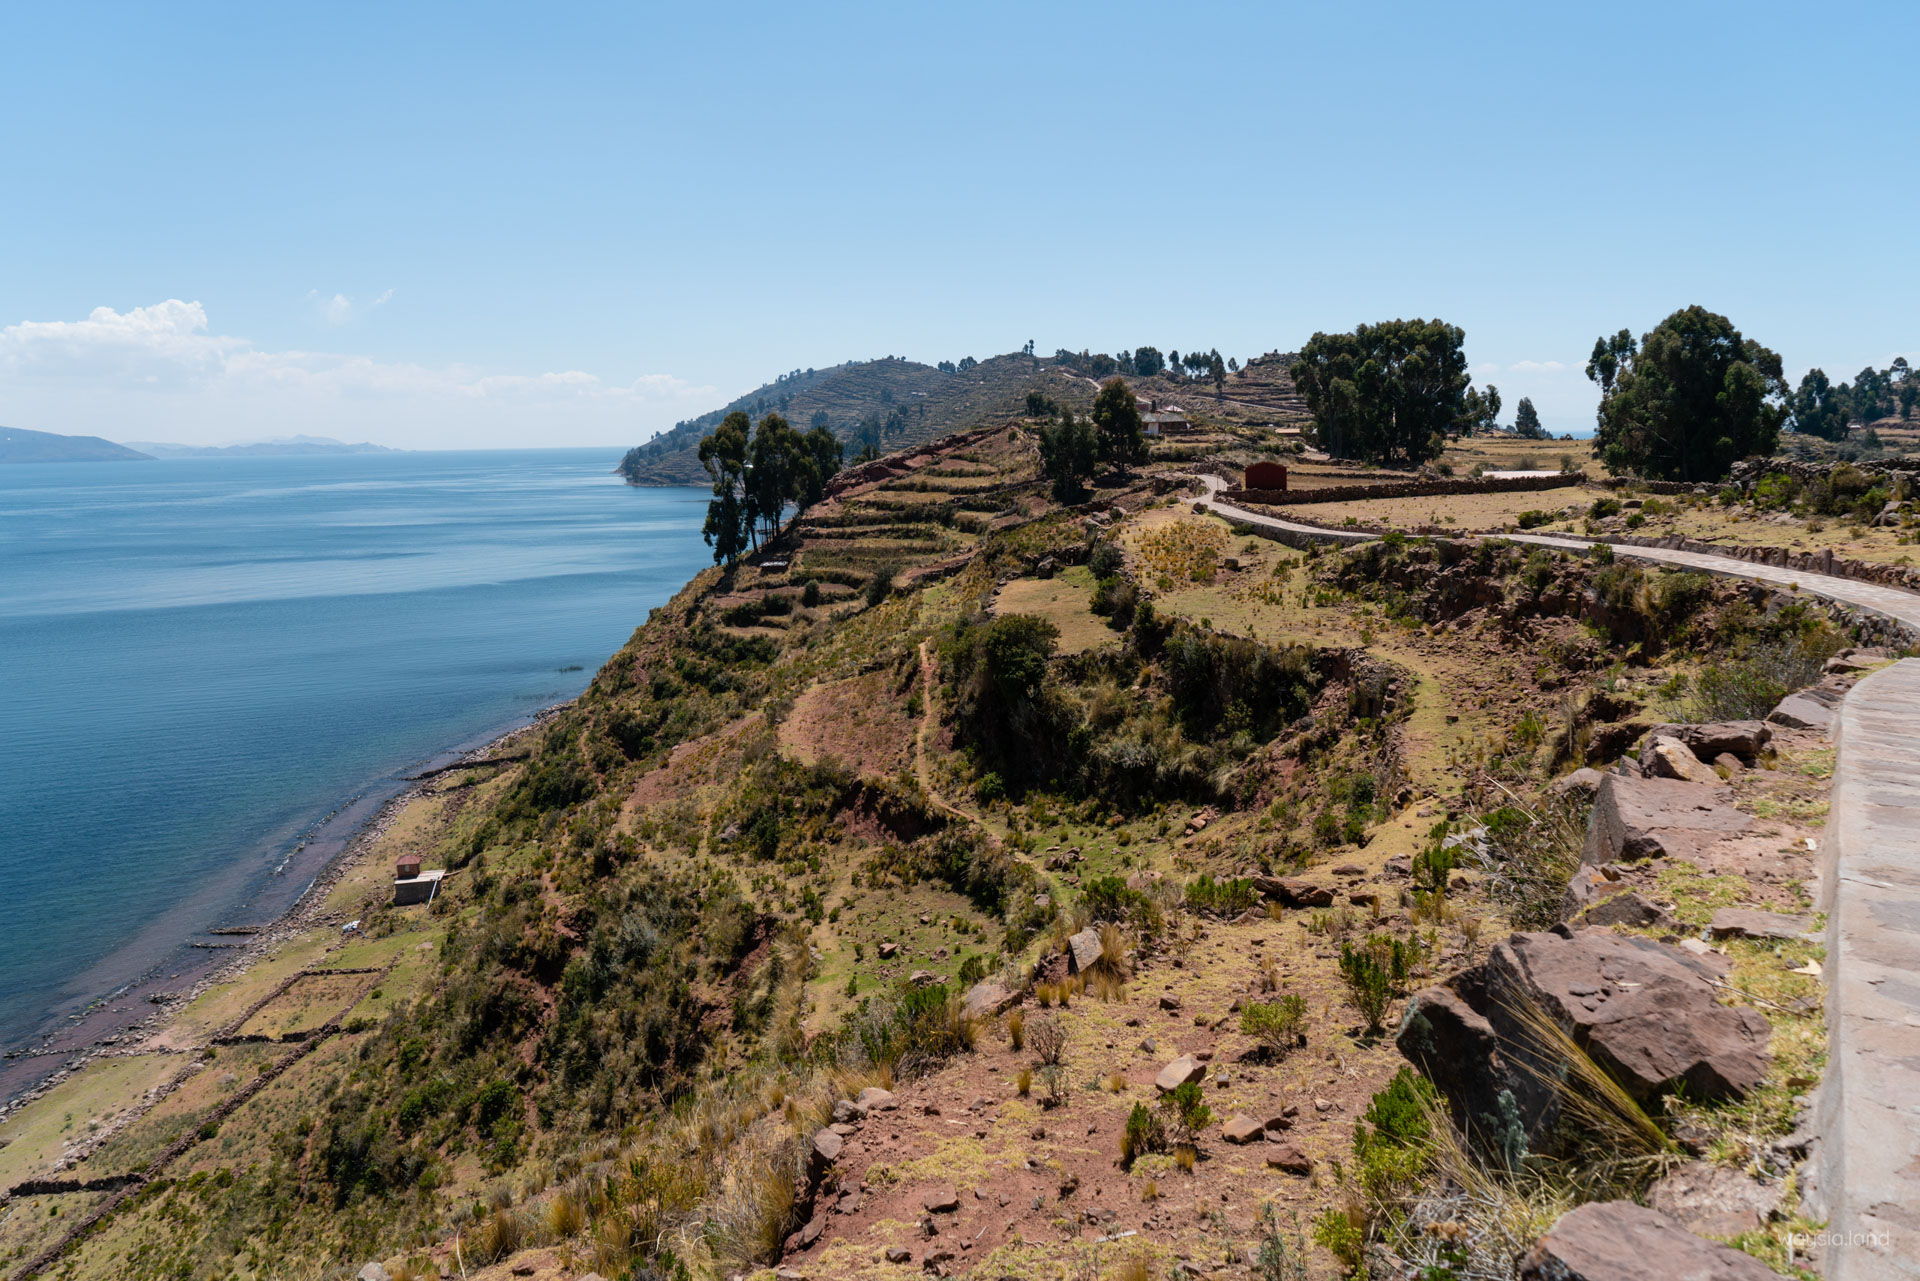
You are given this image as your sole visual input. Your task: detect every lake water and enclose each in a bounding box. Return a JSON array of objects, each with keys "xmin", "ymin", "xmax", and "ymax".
[{"xmin": 0, "ymin": 450, "xmax": 708, "ymax": 1064}]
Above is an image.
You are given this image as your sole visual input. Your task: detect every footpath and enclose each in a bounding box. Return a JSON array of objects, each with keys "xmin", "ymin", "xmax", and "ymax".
[{"xmin": 1196, "ymin": 473, "xmax": 1920, "ymax": 1279}]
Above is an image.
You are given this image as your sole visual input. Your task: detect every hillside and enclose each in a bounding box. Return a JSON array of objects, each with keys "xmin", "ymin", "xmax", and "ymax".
[
  {"xmin": 616, "ymin": 353, "xmax": 1098, "ymax": 486},
  {"xmin": 616, "ymin": 350, "xmax": 1318, "ymax": 488},
  {"xmin": 0, "ymin": 415, "xmax": 1854, "ymax": 1281},
  {"xmin": 0, "ymin": 427, "xmax": 152, "ymax": 464}
]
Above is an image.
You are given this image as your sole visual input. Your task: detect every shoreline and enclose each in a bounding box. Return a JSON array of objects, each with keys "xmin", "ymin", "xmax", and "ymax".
[{"xmin": 0, "ymin": 702, "xmax": 568, "ymax": 1117}]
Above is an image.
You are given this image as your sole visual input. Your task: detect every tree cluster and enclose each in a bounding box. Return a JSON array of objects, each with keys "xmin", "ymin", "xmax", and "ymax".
[
  {"xmin": 698, "ymin": 411, "xmax": 842, "ymax": 565},
  {"xmin": 1037, "ymin": 377, "xmax": 1147, "ymax": 502},
  {"xmin": 1790, "ymin": 357, "xmax": 1914, "ymax": 441},
  {"xmin": 1290, "ymin": 319, "xmax": 1475, "ymax": 466},
  {"xmin": 1586, "ymin": 306, "xmax": 1786, "ymax": 481}
]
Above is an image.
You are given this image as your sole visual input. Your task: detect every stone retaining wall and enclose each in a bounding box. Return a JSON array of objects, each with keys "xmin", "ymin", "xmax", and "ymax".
[
  {"xmin": 1592, "ymin": 532, "xmax": 1920, "ymax": 596},
  {"xmin": 1810, "ymin": 659, "xmax": 1920, "ymax": 1280},
  {"xmin": 1222, "ymin": 472, "xmax": 1584, "ymax": 506}
]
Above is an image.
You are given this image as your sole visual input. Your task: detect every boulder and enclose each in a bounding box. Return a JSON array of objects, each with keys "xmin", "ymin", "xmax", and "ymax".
[
  {"xmin": 1155, "ymin": 1055, "xmax": 1205, "ymax": 1092},
  {"xmin": 1066, "ymin": 927, "xmax": 1104, "ymax": 975},
  {"xmin": 1583, "ymin": 774, "xmax": 1750, "ymax": 865},
  {"xmin": 1518, "ymin": 1201, "xmax": 1776, "ymax": 1280},
  {"xmin": 832, "ymin": 1098, "xmax": 868, "ymax": 1123},
  {"xmin": 885, "ymin": 1247, "xmax": 913, "ymax": 1264},
  {"xmin": 962, "ymin": 981, "xmax": 1016, "ymax": 1020},
  {"xmin": 856, "ymin": 1087, "xmax": 899, "ymax": 1112},
  {"xmin": 1276, "ymin": 877, "xmax": 1335, "ymax": 908},
  {"xmin": 1707, "ymin": 909, "xmax": 1812, "ymax": 942},
  {"xmin": 922, "ymin": 1184, "xmax": 960, "ymax": 1213},
  {"xmin": 357, "ymin": 1267, "xmax": 389, "ymax": 1281},
  {"xmin": 1264, "ymin": 1144, "xmax": 1313, "ymax": 1175},
  {"xmin": 1647, "ymin": 1161, "xmax": 1781, "ymax": 1239},
  {"xmin": 1398, "ymin": 927, "xmax": 1769, "ymax": 1154},
  {"xmin": 810, "ymin": 1128, "xmax": 843, "ymax": 1169},
  {"xmin": 878, "ymin": 941, "xmax": 900, "ymax": 959},
  {"xmin": 1158, "ymin": 993, "xmax": 1182, "ymax": 1011},
  {"xmin": 909, "ymin": 970, "xmax": 941, "ymax": 987},
  {"xmin": 1644, "ymin": 737, "xmax": 1721, "ymax": 786},
  {"xmin": 1635, "ymin": 721, "xmax": 1771, "ymax": 764},
  {"xmin": 1573, "ymin": 890, "xmax": 1676, "ymax": 931},
  {"xmin": 1766, "ymin": 679, "xmax": 1849, "ymax": 732},
  {"xmin": 1221, "ymin": 1115, "xmax": 1264, "ymax": 1144}
]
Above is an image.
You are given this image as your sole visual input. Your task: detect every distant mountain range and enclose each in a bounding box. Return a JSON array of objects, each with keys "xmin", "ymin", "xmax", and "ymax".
[
  {"xmin": 121, "ymin": 435, "xmax": 401, "ymax": 457},
  {"xmin": 1, "ymin": 426, "xmax": 154, "ymax": 463}
]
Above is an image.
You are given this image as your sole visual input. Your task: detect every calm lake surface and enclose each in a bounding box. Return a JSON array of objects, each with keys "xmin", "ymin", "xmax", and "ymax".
[{"xmin": 0, "ymin": 450, "xmax": 707, "ymax": 1057}]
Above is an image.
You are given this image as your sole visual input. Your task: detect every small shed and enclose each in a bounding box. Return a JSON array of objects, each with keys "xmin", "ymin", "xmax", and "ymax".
[
  {"xmin": 393, "ymin": 856, "xmax": 444, "ymax": 906},
  {"xmin": 1244, "ymin": 461, "xmax": 1289, "ymax": 491}
]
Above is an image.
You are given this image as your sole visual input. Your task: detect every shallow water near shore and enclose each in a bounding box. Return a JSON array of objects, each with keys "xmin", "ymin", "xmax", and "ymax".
[{"xmin": 0, "ymin": 449, "xmax": 707, "ymax": 1075}]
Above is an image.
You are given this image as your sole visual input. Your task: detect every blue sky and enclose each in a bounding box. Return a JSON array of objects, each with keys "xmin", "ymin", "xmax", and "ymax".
[{"xmin": 1, "ymin": 1, "xmax": 1913, "ymax": 449}]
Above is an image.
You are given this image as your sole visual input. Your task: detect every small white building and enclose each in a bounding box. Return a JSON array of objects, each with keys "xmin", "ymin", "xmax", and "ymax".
[{"xmin": 1141, "ymin": 404, "xmax": 1189, "ymax": 437}]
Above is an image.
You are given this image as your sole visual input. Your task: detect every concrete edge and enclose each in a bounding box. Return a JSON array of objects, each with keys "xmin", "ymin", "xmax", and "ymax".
[{"xmin": 1812, "ymin": 657, "xmax": 1920, "ymax": 1279}]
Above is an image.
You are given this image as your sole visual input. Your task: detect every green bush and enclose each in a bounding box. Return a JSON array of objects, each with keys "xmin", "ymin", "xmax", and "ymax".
[
  {"xmin": 1240, "ymin": 995, "xmax": 1307, "ymax": 1057},
  {"xmin": 1159, "ymin": 1080, "xmax": 1213, "ymax": 1142},
  {"xmin": 1338, "ymin": 934, "xmax": 1414, "ymax": 1033},
  {"xmin": 1184, "ymin": 874, "xmax": 1257, "ymax": 916},
  {"xmin": 1120, "ymin": 1102, "xmax": 1168, "ymax": 1170},
  {"xmin": 1516, "ymin": 509, "xmax": 1553, "ymax": 530}
]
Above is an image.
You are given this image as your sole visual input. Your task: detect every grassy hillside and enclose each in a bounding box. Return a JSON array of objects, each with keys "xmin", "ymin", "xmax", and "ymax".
[{"xmin": 0, "ymin": 413, "xmax": 1852, "ymax": 1281}]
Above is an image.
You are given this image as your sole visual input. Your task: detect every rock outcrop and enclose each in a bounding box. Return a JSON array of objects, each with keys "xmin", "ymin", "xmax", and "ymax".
[
  {"xmin": 1397, "ymin": 926, "xmax": 1770, "ymax": 1153},
  {"xmin": 1635, "ymin": 721, "xmax": 1771, "ymax": 764},
  {"xmin": 1518, "ymin": 1201, "xmax": 1777, "ymax": 1280},
  {"xmin": 1583, "ymin": 774, "xmax": 1751, "ymax": 865}
]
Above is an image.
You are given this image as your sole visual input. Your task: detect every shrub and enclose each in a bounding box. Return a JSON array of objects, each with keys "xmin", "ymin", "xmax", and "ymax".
[
  {"xmin": 1159, "ymin": 1080, "xmax": 1213, "ymax": 1143},
  {"xmin": 1515, "ymin": 509, "xmax": 1553, "ymax": 530},
  {"xmin": 1028, "ymin": 1016, "xmax": 1066, "ymax": 1066},
  {"xmin": 1240, "ymin": 994, "xmax": 1307, "ymax": 1057},
  {"xmin": 1254, "ymin": 1204, "xmax": 1310, "ymax": 1281},
  {"xmin": 1121, "ymin": 1102, "xmax": 1169, "ymax": 1170},
  {"xmin": 1588, "ymin": 497, "xmax": 1621, "ymax": 519},
  {"xmin": 1338, "ymin": 935, "xmax": 1413, "ymax": 1033},
  {"xmin": 1184, "ymin": 874, "xmax": 1257, "ymax": 916}
]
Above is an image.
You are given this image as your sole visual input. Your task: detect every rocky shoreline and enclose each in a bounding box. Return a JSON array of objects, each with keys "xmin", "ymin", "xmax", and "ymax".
[{"xmin": 0, "ymin": 704, "xmax": 567, "ymax": 1124}]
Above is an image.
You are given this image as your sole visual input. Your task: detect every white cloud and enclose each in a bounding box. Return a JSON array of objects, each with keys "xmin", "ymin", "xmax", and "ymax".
[
  {"xmin": 1508, "ymin": 359, "xmax": 1566, "ymax": 373},
  {"xmin": 0, "ymin": 300, "xmax": 715, "ymax": 448}
]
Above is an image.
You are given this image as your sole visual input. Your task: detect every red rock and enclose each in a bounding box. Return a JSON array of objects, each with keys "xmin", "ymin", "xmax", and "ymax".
[
  {"xmin": 1221, "ymin": 1115, "xmax": 1263, "ymax": 1144},
  {"xmin": 1518, "ymin": 1201, "xmax": 1775, "ymax": 1280},
  {"xmin": 1155, "ymin": 1056, "xmax": 1205, "ymax": 1091},
  {"xmin": 921, "ymin": 1184, "xmax": 959, "ymax": 1213},
  {"xmin": 1265, "ymin": 1144, "xmax": 1312, "ymax": 1174}
]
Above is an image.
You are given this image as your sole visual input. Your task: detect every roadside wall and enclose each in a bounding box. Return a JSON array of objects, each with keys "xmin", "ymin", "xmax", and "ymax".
[
  {"xmin": 1593, "ymin": 532, "xmax": 1920, "ymax": 595},
  {"xmin": 1811, "ymin": 658, "xmax": 1920, "ymax": 1280}
]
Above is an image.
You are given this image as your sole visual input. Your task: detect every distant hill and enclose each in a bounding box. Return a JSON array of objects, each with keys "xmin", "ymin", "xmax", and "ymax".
[
  {"xmin": 122, "ymin": 435, "xmax": 400, "ymax": 457},
  {"xmin": 0, "ymin": 426, "xmax": 153, "ymax": 463},
  {"xmin": 615, "ymin": 349, "xmax": 1311, "ymax": 486},
  {"xmin": 615, "ymin": 353, "xmax": 1097, "ymax": 485}
]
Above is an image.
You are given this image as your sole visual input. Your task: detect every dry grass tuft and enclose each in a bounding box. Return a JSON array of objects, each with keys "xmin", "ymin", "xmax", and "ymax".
[
  {"xmin": 546, "ymin": 1187, "xmax": 587, "ymax": 1239},
  {"xmin": 1016, "ymin": 1068, "xmax": 1033, "ymax": 1096},
  {"xmin": 1106, "ymin": 1072, "xmax": 1128, "ymax": 1094},
  {"xmin": 472, "ymin": 1207, "xmax": 524, "ymax": 1264},
  {"xmin": 1007, "ymin": 1007, "xmax": 1026, "ymax": 1051}
]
